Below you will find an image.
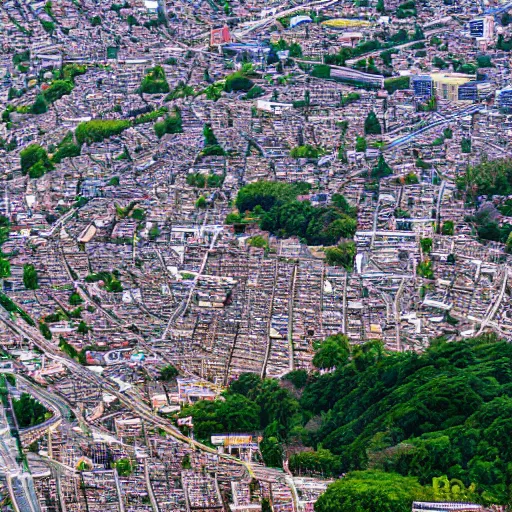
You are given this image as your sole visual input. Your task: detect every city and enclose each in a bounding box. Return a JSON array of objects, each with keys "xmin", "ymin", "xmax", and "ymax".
[{"xmin": 0, "ymin": 0, "xmax": 512, "ymax": 510}]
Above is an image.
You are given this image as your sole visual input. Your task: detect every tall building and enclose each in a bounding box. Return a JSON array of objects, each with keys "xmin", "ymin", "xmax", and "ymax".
[
  {"xmin": 469, "ymin": 16, "xmax": 494, "ymax": 39},
  {"xmin": 458, "ymin": 80, "xmax": 492, "ymax": 101},
  {"xmin": 497, "ymin": 85, "xmax": 512, "ymax": 112},
  {"xmin": 431, "ymin": 73, "xmax": 475, "ymax": 102},
  {"xmin": 210, "ymin": 25, "xmax": 233, "ymax": 46},
  {"xmin": 412, "ymin": 75, "xmax": 433, "ymax": 99}
]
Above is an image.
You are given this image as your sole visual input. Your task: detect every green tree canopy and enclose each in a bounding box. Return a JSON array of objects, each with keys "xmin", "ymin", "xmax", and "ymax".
[
  {"xmin": 315, "ymin": 471, "xmax": 430, "ymax": 512},
  {"xmin": 23, "ymin": 264, "xmax": 39, "ymax": 290},
  {"xmin": 313, "ymin": 334, "xmax": 350, "ymax": 369},
  {"xmin": 364, "ymin": 111, "xmax": 382, "ymax": 135}
]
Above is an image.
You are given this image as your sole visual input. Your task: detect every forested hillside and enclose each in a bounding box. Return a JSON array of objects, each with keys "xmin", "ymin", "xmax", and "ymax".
[{"xmin": 180, "ymin": 334, "xmax": 512, "ymax": 507}]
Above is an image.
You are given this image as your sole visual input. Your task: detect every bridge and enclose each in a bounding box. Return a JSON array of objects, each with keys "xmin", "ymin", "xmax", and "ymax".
[{"xmin": 385, "ymin": 104, "xmax": 484, "ymax": 151}]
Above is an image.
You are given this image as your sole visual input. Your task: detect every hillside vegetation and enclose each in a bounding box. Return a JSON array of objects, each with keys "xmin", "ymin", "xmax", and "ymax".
[{"xmin": 180, "ymin": 334, "xmax": 512, "ymax": 507}]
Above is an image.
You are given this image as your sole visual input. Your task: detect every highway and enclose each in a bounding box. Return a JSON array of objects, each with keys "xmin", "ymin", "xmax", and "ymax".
[
  {"xmin": 385, "ymin": 104, "xmax": 484, "ymax": 151},
  {"xmin": 0, "ymin": 308, "xmax": 258, "ymax": 480},
  {"xmin": 0, "ymin": 387, "xmax": 42, "ymax": 512},
  {"xmin": 233, "ymin": 0, "xmax": 340, "ymax": 37}
]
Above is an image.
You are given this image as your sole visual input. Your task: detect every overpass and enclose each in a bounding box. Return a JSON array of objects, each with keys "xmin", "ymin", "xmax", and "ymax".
[{"xmin": 385, "ymin": 104, "xmax": 484, "ymax": 151}]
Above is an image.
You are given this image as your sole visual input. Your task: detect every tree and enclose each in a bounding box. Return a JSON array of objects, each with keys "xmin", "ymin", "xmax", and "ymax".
[
  {"xmin": 23, "ymin": 264, "xmax": 39, "ymax": 290},
  {"xmin": 115, "ymin": 458, "xmax": 133, "ymax": 476},
  {"xmin": 441, "ymin": 220, "xmax": 454, "ymax": 235},
  {"xmin": 248, "ymin": 235, "xmax": 268, "ymax": 249},
  {"xmin": 75, "ymin": 119, "xmax": 131, "ymax": 145},
  {"xmin": 0, "ymin": 259, "xmax": 11, "ymax": 278},
  {"xmin": 313, "ymin": 334, "xmax": 350, "ymax": 369},
  {"xmin": 506, "ymin": 231, "xmax": 512, "ymax": 253},
  {"xmin": 69, "ymin": 292, "xmax": 83, "ymax": 306},
  {"xmin": 502, "ymin": 11, "xmax": 511, "ymax": 26},
  {"xmin": 372, "ymin": 154, "xmax": 392, "ymax": 179},
  {"xmin": 290, "ymin": 448, "xmax": 342, "ymax": 477},
  {"xmin": 224, "ymin": 72, "xmax": 254, "ymax": 93},
  {"xmin": 154, "ymin": 109, "xmax": 183, "ymax": 138},
  {"xmin": 13, "ymin": 393, "xmax": 49, "ymax": 428},
  {"xmin": 417, "ymin": 259, "xmax": 434, "ymax": 279},
  {"xmin": 355, "ymin": 136, "xmax": 367, "ymax": 153},
  {"xmin": 476, "ymin": 55, "xmax": 493, "ymax": 68},
  {"xmin": 195, "ymin": 196, "xmax": 207, "ymax": 209},
  {"xmin": 461, "ymin": 138, "xmax": 471, "ymax": 154},
  {"xmin": 148, "ymin": 223, "xmax": 160, "ymax": 240},
  {"xmin": 77, "ymin": 321, "xmax": 89, "ymax": 335},
  {"xmin": 315, "ymin": 471, "xmax": 429, "ymax": 512},
  {"xmin": 32, "ymin": 94, "xmax": 48, "ymax": 115},
  {"xmin": 325, "ymin": 241, "xmax": 356, "ymax": 269},
  {"xmin": 260, "ymin": 432, "xmax": 284, "ymax": 468},
  {"xmin": 420, "ymin": 237, "xmax": 432, "ymax": 254},
  {"xmin": 39, "ymin": 321, "xmax": 52, "ymax": 340},
  {"xmin": 376, "ymin": 0, "xmax": 386, "ymax": 13},
  {"xmin": 159, "ymin": 364, "xmax": 179, "ymax": 381},
  {"xmin": 20, "ymin": 144, "xmax": 53, "ymax": 176},
  {"xmin": 364, "ymin": 111, "xmax": 382, "ymax": 135},
  {"xmin": 262, "ymin": 498, "xmax": 272, "ymax": 512},
  {"xmin": 139, "ymin": 66, "xmax": 170, "ymax": 94}
]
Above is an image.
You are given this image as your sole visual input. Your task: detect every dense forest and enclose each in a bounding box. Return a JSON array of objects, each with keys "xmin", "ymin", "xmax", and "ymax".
[
  {"xmin": 232, "ymin": 181, "xmax": 358, "ymax": 246},
  {"xmin": 179, "ymin": 334, "xmax": 512, "ymax": 508}
]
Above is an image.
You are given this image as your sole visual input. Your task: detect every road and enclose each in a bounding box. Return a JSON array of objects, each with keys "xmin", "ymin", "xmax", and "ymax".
[
  {"xmin": 233, "ymin": 0, "xmax": 340, "ymax": 37},
  {"xmin": 0, "ymin": 385, "xmax": 42, "ymax": 512},
  {"xmin": 385, "ymin": 104, "xmax": 484, "ymax": 150},
  {"xmin": 0, "ymin": 308, "xmax": 257, "ymax": 480},
  {"xmin": 161, "ymin": 226, "xmax": 222, "ymax": 339},
  {"xmin": 477, "ymin": 268, "xmax": 508, "ymax": 335}
]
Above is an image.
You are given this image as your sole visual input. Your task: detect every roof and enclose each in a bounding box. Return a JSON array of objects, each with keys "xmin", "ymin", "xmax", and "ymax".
[
  {"xmin": 289, "ymin": 15, "xmax": 312, "ymax": 27},
  {"xmin": 431, "ymin": 72, "xmax": 475, "ymax": 85}
]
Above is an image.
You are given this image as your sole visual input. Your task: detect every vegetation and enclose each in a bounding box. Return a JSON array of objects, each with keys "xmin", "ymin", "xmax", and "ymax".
[
  {"xmin": 290, "ymin": 144, "xmax": 325, "ymax": 159},
  {"xmin": 0, "ymin": 292, "xmax": 35, "ymax": 326},
  {"xmin": 283, "ymin": 369, "xmax": 308, "ymax": 389},
  {"xmin": 159, "ymin": 364, "xmax": 179, "ymax": 381},
  {"xmin": 417, "ymin": 259, "xmax": 434, "ymax": 279},
  {"xmin": 441, "ymin": 220, "xmax": 454, "ymax": 235},
  {"xmin": 39, "ymin": 322, "xmax": 52, "ymax": 340},
  {"xmin": 179, "ymin": 373, "xmax": 300, "ymax": 467},
  {"xmin": 384, "ymin": 76, "xmax": 410, "ymax": 94},
  {"xmin": 20, "ymin": 144, "xmax": 54, "ymax": 179},
  {"xmin": 461, "ymin": 138, "xmax": 471, "ymax": 154},
  {"xmin": 85, "ymin": 271, "xmax": 123, "ymax": 293},
  {"xmin": 186, "ymin": 173, "xmax": 223, "ymax": 188},
  {"xmin": 313, "ymin": 334, "xmax": 350, "ymax": 369},
  {"xmin": 315, "ymin": 471, "xmax": 430, "ymax": 512},
  {"xmin": 234, "ymin": 181, "xmax": 357, "ymax": 245},
  {"xmin": 372, "ymin": 154, "xmax": 393, "ymax": 179},
  {"xmin": 114, "ymin": 458, "xmax": 133, "ymax": 476},
  {"xmin": 311, "ymin": 64, "xmax": 331, "ymax": 79},
  {"xmin": 224, "ymin": 71, "xmax": 254, "ymax": 93},
  {"xmin": 23, "ymin": 264, "xmax": 39, "ymax": 290},
  {"xmin": 139, "ymin": 66, "xmax": 170, "ymax": 94},
  {"xmin": 247, "ymin": 235, "xmax": 268, "ymax": 249},
  {"xmin": 324, "ymin": 241, "xmax": 356, "ymax": 269},
  {"xmin": 173, "ymin": 333, "xmax": 512, "ymax": 505},
  {"xmin": 457, "ymin": 158, "xmax": 512, "ymax": 197},
  {"xmin": 352, "ymin": 136, "xmax": 365, "ymax": 154},
  {"xmin": 76, "ymin": 119, "xmax": 131, "ymax": 145},
  {"xmin": 154, "ymin": 108, "xmax": 183, "ymax": 138},
  {"xmin": 52, "ymin": 131, "xmax": 81, "ymax": 163},
  {"xmin": 13, "ymin": 393, "xmax": 50, "ymax": 428},
  {"xmin": 420, "ymin": 237, "xmax": 433, "ymax": 254}
]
